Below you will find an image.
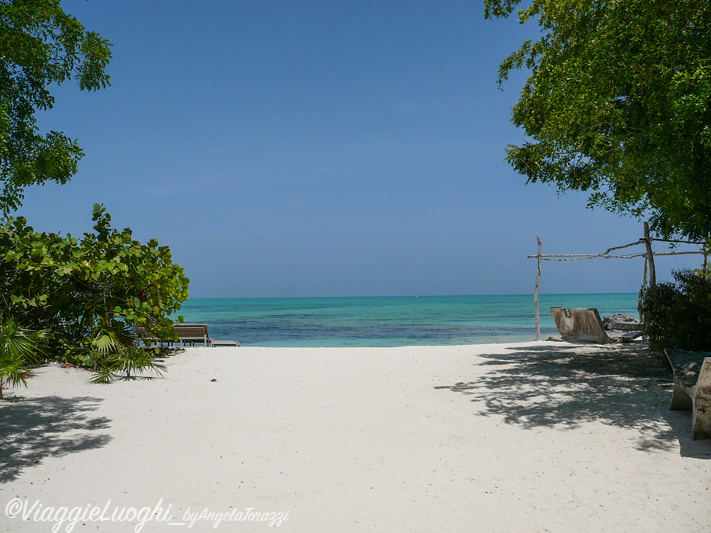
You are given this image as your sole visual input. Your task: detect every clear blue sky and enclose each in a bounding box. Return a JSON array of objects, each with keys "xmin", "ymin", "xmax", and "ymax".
[{"xmin": 19, "ymin": 0, "xmax": 702, "ymax": 298}]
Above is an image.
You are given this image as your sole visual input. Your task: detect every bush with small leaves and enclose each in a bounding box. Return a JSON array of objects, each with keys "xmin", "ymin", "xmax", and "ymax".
[
  {"xmin": 641, "ymin": 270, "xmax": 711, "ymax": 356},
  {"xmin": 0, "ymin": 204, "xmax": 189, "ymax": 380}
]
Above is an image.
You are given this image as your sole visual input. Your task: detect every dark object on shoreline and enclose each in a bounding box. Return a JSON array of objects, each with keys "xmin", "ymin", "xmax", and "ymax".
[
  {"xmin": 551, "ymin": 307, "xmax": 642, "ymax": 344},
  {"xmin": 665, "ymin": 349, "xmax": 711, "ymax": 440}
]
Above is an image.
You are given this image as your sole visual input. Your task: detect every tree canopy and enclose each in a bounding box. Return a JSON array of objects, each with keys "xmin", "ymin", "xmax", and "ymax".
[
  {"xmin": 0, "ymin": 0, "xmax": 111, "ymax": 215},
  {"xmin": 485, "ymin": 0, "xmax": 711, "ymax": 240}
]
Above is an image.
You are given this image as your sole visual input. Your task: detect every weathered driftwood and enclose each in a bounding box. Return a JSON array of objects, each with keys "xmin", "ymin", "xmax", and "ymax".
[
  {"xmin": 526, "ymin": 226, "xmax": 704, "ymax": 264},
  {"xmin": 665, "ymin": 349, "xmax": 711, "ymax": 441},
  {"xmin": 550, "ymin": 307, "xmax": 612, "ymax": 343},
  {"xmin": 528, "ymin": 226, "xmax": 705, "ymax": 340}
]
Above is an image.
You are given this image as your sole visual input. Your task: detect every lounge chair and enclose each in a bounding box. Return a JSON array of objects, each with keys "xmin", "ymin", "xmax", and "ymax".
[{"xmin": 134, "ymin": 326, "xmax": 159, "ymax": 344}]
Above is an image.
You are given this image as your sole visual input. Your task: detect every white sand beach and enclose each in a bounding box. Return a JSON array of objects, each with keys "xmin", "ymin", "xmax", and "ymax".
[{"xmin": 2, "ymin": 341, "xmax": 710, "ymax": 532}]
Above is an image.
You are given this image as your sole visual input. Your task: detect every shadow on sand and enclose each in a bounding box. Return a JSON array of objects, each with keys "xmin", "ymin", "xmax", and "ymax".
[
  {"xmin": 435, "ymin": 344, "xmax": 711, "ymax": 459},
  {"xmin": 0, "ymin": 395, "xmax": 112, "ymax": 483}
]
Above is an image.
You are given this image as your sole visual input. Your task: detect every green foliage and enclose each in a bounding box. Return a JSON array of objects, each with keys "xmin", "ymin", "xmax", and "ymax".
[
  {"xmin": 0, "ymin": 316, "xmax": 47, "ymax": 399},
  {"xmin": 0, "ymin": 0, "xmax": 112, "ymax": 214},
  {"xmin": 641, "ymin": 270, "xmax": 711, "ymax": 354},
  {"xmin": 0, "ymin": 3, "xmax": 180, "ymax": 389},
  {"xmin": 89, "ymin": 347, "xmax": 167, "ymax": 385},
  {"xmin": 86, "ymin": 322, "xmax": 168, "ymax": 384},
  {"xmin": 695, "ymin": 244, "xmax": 711, "ymax": 278},
  {"xmin": 0, "ymin": 204, "xmax": 189, "ymax": 370},
  {"xmin": 485, "ymin": 0, "xmax": 711, "ymax": 240}
]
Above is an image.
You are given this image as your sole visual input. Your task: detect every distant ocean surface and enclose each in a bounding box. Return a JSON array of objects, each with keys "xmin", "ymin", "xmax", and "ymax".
[{"xmin": 175, "ymin": 294, "xmax": 640, "ymax": 348}]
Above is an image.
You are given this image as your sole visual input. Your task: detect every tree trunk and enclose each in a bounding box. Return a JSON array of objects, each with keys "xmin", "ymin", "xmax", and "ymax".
[{"xmin": 644, "ymin": 222, "xmax": 656, "ymax": 286}]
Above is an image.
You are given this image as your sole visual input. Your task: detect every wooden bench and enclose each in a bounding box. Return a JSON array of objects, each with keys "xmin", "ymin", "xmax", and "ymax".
[
  {"xmin": 136, "ymin": 324, "xmax": 240, "ymax": 347},
  {"xmin": 173, "ymin": 324, "xmax": 212, "ymax": 346},
  {"xmin": 665, "ymin": 349, "xmax": 711, "ymax": 440}
]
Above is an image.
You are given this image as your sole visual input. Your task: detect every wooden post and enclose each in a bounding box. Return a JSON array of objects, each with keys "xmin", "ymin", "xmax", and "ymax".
[
  {"xmin": 534, "ymin": 236, "xmax": 542, "ymax": 341},
  {"xmin": 638, "ymin": 253, "xmax": 648, "ymax": 321},
  {"xmin": 644, "ymin": 222, "xmax": 656, "ymax": 286}
]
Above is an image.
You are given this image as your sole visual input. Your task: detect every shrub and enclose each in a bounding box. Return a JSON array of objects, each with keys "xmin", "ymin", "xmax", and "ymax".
[
  {"xmin": 0, "ymin": 204, "xmax": 189, "ymax": 378},
  {"xmin": 641, "ymin": 269, "xmax": 711, "ymax": 354}
]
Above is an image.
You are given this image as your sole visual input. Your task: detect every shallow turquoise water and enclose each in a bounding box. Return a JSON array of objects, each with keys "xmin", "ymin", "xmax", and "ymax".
[{"xmin": 174, "ymin": 294, "xmax": 640, "ymax": 347}]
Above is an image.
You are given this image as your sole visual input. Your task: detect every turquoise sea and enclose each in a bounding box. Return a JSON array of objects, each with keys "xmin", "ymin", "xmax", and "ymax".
[{"xmin": 176, "ymin": 294, "xmax": 640, "ymax": 347}]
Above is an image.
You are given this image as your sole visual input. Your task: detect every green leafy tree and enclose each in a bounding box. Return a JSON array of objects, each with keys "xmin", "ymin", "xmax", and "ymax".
[
  {"xmin": 485, "ymin": 0, "xmax": 711, "ymax": 240},
  {"xmin": 0, "ymin": 3, "xmax": 184, "ymax": 387},
  {"xmin": 0, "ymin": 204, "xmax": 189, "ymax": 368},
  {"xmin": 0, "ymin": 0, "xmax": 112, "ymax": 214}
]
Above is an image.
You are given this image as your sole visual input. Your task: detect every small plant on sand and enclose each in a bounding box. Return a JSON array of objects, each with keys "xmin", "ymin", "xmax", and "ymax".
[
  {"xmin": 89, "ymin": 346, "xmax": 167, "ymax": 384},
  {"xmin": 0, "ymin": 317, "xmax": 47, "ymax": 399},
  {"xmin": 87, "ymin": 321, "xmax": 167, "ymax": 384}
]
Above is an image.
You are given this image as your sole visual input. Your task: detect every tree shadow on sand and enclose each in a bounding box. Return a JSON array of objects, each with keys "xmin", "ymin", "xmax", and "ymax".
[
  {"xmin": 435, "ymin": 344, "xmax": 711, "ymax": 459},
  {"xmin": 0, "ymin": 396, "xmax": 112, "ymax": 483}
]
